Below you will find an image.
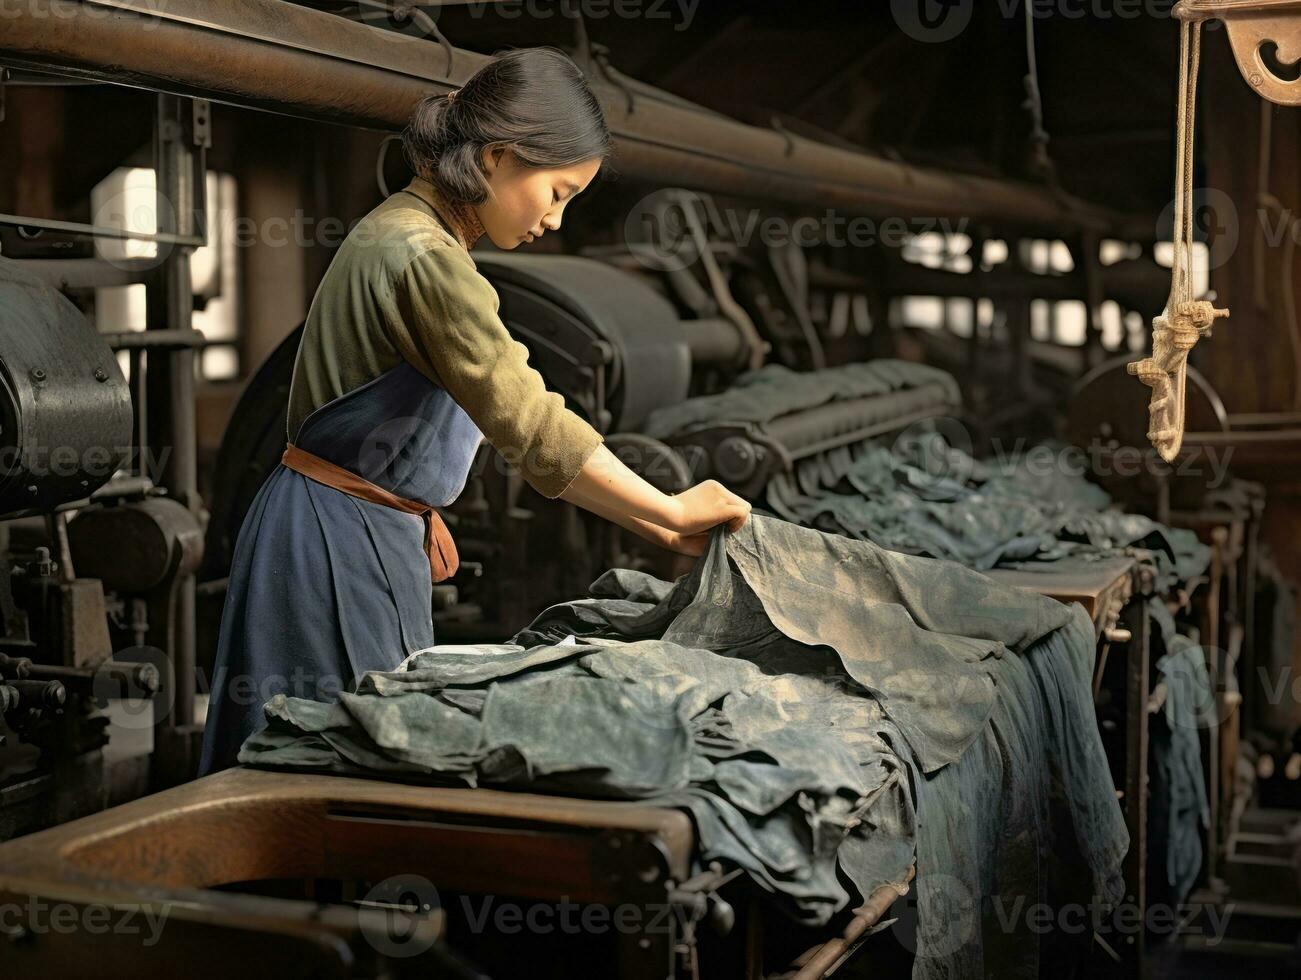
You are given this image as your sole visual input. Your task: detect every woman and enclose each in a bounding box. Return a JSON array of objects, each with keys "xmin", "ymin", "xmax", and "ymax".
[{"xmin": 197, "ymin": 48, "xmax": 750, "ymax": 775}]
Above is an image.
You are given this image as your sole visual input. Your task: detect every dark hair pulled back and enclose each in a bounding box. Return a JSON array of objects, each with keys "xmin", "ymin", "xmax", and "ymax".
[{"xmin": 402, "ymin": 48, "xmax": 612, "ymax": 206}]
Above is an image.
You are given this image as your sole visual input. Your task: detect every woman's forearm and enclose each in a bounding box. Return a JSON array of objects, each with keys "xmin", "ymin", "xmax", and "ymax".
[
  {"xmin": 559, "ymin": 444, "xmax": 680, "ymax": 529},
  {"xmin": 566, "ymin": 484, "xmax": 677, "ymax": 550},
  {"xmin": 559, "ymin": 441, "xmax": 751, "ymax": 541}
]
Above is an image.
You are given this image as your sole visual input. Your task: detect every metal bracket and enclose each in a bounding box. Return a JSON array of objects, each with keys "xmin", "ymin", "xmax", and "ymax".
[
  {"xmin": 1178, "ymin": 0, "xmax": 1301, "ymax": 104},
  {"xmin": 192, "ymin": 98, "xmax": 212, "ymax": 149}
]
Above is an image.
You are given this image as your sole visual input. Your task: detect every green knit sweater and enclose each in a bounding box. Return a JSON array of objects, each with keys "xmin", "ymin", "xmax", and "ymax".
[{"xmin": 286, "ymin": 177, "xmax": 604, "ymax": 500}]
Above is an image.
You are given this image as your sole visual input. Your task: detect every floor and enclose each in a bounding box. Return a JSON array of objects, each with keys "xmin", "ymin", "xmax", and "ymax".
[{"xmin": 1151, "ymin": 805, "xmax": 1301, "ymax": 979}]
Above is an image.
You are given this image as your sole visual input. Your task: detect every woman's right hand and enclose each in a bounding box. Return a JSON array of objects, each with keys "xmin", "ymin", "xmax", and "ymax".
[
  {"xmin": 665, "ymin": 480, "xmax": 751, "ymax": 537},
  {"xmin": 559, "ymin": 445, "xmax": 751, "ymax": 548}
]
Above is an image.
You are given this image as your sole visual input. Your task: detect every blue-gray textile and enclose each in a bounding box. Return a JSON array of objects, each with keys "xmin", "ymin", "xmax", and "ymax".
[
  {"xmin": 640, "ymin": 360, "xmax": 961, "ymax": 441},
  {"xmin": 906, "ymin": 608, "xmax": 1128, "ymax": 979},
  {"xmin": 1147, "ymin": 601, "xmax": 1212, "ymax": 907},
  {"xmin": 238, "ymin": 514, "xmax": 1127, "ymax": 975},
  {"xmin": 766, "ymin": 427, "xmax": 1210, "ymax": 592}
]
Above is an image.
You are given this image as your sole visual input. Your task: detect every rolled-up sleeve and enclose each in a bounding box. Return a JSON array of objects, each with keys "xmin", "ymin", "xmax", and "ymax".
[{"xmin": 383, "ymin": 244, "xmax": 604, "ymax": 499}]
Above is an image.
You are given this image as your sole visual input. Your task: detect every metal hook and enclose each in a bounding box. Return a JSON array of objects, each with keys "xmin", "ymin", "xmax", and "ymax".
[
  {"xmin": 407, "ymin": 5, "xmax": 456, "ymax": 78},
  {"xmin": 771, "ymin": 117, "xmax": 796, "ymax": 157}
]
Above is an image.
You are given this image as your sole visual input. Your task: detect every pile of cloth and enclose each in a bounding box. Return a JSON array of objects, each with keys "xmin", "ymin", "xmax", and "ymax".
[
  {"xmin": 640, "ymin": 360, "xmax": 961, "ymax": 441},
  {"xmin": 240, "ymin": 514, "xmax": 1128, "ymax": 977},
  {"xmin": 766, "ymin": 426, "xmax": 1210, "ymax": 592},
  {"xmin": 636, "ymin": 359, "xmax": 1206, "ymax": 593}
]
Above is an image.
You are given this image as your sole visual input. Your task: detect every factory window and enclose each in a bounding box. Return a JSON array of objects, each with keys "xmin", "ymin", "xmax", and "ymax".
[
  {"xmin": 898, "ymin": 231, "xmax": 977, "ymax": 331},
  {"xmin": 92, "ymin": 167, "xmax": 241, "ymax": 382},
  {"xmin": 1031, "ymin": 298, "xmax": 1052, "ymax": 342},
  {"xmin": 896, "ymin": 237, "xmax": 1121, "ymax": 347},
  {"xmin": 903, "ymin": 231, "xmax": 973, "ymax": 273},
  {"xmin": 893, "ymin": 296, "xmax": 994, "ymax": 339},
  {"xmin": 1023, "ymin": 238, "xmax": 1075, "ymax": 274},
  {"xmin": 981, "ymin": 240, "xmax": 1009, "ymax": 269},
  {"xmin": 1124, "ymin": 309, "xmax": 1147, "ymax": 351},
  {"xmin": 191, "ymin": 173, "xmax": 241, "ymax": 381},
  {"xmin": 1099, "ymin": 300, "xmax": 1125, "ymax": 350},
  {"xmin": 1032, "ymin": 299, "xmax": 1088, "ymax": 346},
  {"xmin": 1100, "ymin": 239, "xmax": 1141, "ymax": 266},
  {"xmin": 898, "ymin": 295, "xmax": 946, "ymax": 330}
]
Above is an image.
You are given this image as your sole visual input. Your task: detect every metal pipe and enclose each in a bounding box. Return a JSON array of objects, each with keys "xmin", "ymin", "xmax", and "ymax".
[
  {"xmin": 0, "ymin": 211, "xmax": 205, "ymax": 248},
  {"xmin": 0, "ymin": 0, "xmax": 1144, "ymax": 235},
  {"xmin": 143, "ymin": 92, "xmax": 200, "ymax": 740},
  {"xmin": 24, "ymin": 660, "xmax": 161, "ymax": 698},
  {"xmin": 679, "ymin": 317, "xmax": 744, "ymax": 365},
  {"xmin": 103, "ymin": 329, "xmax": 207, "ymax": 351},
  {"xmin": 8, "ymin": 257, "xmax": 159, "ymax": 290}
]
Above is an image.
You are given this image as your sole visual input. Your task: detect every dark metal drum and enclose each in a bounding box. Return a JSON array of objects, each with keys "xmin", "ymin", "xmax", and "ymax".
[{"xmin": 0, "ymin": 258, "xmax": 133, "ymax": 517}]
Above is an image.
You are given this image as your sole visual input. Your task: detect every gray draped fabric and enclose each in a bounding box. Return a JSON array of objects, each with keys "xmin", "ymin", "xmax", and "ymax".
[
  {"xmin": 239, "ymin": 514, "xmax": 1127, "ymax": 975},
  {"xmin": 1147, "ymin": 601, "xmax": 1213, "ymax": 907}
]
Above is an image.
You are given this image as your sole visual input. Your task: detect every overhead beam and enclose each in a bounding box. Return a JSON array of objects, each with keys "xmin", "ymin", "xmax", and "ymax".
[{"xmin": 0, "ymin": 0, "xmax": 1148, "ymax": 236}]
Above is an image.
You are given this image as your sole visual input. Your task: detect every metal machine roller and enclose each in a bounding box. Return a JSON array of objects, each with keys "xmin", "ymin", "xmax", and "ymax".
[
  {"xmin": 474, "ymin": 252, "xmax": 743, "ymax": 433},
  {"xmin": 664, "ymin": 385, "xmax": 962, "ymax": 498},
  {"xmin": 0, "ymin": 258, "xmax": 133, "ymax": 518}
]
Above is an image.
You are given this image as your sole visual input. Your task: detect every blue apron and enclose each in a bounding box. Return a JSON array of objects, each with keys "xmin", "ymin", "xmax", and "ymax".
[{"xmin": 197, "ymin": 361, "xmax": 484, "ymax": 775}]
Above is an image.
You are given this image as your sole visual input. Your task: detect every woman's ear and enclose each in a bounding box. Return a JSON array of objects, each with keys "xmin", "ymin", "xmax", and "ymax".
[{"xmin": 481, "ymin": 144, "xmax": 509, "ymax": 177}]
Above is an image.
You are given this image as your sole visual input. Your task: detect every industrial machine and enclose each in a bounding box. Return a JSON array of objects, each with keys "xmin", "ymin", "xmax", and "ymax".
[{"xmin": 0, "ymin": 258, "xmax": 181, "ymax": 837}]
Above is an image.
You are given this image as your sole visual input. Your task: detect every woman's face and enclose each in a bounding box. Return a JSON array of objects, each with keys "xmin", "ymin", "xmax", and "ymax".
[{"xmin": 475, "ymin": 147, "xmax": 602, "ymax": 249}]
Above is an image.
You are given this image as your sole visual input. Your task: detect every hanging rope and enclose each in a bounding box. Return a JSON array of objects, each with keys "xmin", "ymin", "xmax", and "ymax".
[
  {"xmin": 1021, "ymin": 0, "xmax": 1058, "ymax": 187},
  {"xmin": 1128, "ymin": 14, "xmax": 1229, "ymax": 462}
]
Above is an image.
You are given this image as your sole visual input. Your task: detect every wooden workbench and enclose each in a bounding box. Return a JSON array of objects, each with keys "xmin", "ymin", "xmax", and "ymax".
[{"xmin": 0, "ymin": 765, "xmax": 695, "ymax": 978}]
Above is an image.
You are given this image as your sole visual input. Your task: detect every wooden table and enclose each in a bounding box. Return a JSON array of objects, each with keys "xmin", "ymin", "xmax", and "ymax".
[
  {"xmin": 0, "ymin": 765, "xmax": 695, "ymax": 979},
  {"xmin": 985, "ymin": 555, "xmax": 1138, "ymax": 637}
]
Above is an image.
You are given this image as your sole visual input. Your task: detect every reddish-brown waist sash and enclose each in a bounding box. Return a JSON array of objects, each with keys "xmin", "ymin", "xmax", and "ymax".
[{"xmin": 281, "ymin": 443, "xmax": 459, "ymax": 583}]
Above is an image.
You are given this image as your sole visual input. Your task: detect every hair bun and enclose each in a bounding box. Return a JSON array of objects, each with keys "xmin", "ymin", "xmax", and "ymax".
[{"xmin": 401, "ymin": 48, "xmax": 611, "ymax": 206}]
